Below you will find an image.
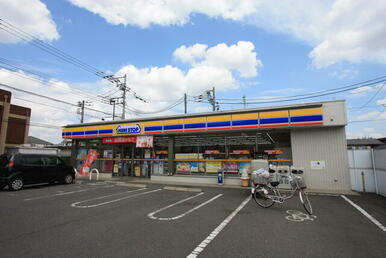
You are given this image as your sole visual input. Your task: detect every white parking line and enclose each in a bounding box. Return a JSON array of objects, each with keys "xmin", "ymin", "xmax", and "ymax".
[
  {"xmin": 24, "ymin": 185, "xmax": 114, "ymax": 201},
  {"xmin": 341, "ymin": 195, "xmax": 386, "ymax": 232},
  {"xmin": 187, "ymin": 195, "xmax": 251, "ymax": 258},
  {"xmin": 148, "ymin": 193, "xmax": 223, "ymax": 221},
  {"xmin": 71, "ymin": 188, "xmax": 162, "ymax": 208}
]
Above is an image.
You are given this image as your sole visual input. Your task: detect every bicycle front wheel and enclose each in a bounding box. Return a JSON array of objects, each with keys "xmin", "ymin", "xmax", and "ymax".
[
  {"xmin": 299, "ymin": 189, "xmax": 313, "ymax": 215},
  {"xmin": 253, "ymin": 185, "xmax": 275, "ymax": 208}
]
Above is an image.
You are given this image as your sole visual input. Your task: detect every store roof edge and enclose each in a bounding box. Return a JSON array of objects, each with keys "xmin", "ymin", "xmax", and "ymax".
[{"xmin": 63, "ymin": 99, "xmax": 345, "ymax": 128}]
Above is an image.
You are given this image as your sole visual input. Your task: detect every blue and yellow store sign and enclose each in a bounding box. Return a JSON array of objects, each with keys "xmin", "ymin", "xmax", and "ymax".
[{"xmin": 62, "ymin": 107, "xmax": 323, "ymax": 139}]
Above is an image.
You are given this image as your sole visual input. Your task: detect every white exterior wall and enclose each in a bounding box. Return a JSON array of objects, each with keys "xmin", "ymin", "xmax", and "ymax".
[{"xmin": 291, "ymin": 126, "xmax": 351, "ymax": 191}]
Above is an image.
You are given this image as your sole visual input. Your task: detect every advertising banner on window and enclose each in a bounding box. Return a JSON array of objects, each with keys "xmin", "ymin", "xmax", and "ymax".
[
  {"xmin": 190, "ymin": 162, "xmax": 205, "ymax": 173},
  {"xmin": 79, "ymin": 149, "xmax": 98, "ymax": 175},
  {"xmin": 176, "ymin": 162, "xmax": 191, "ymax": 173},
  {"xmin": 206, "ymin": 161, "xmax": 222, "ymax": 173},
  {"xmin": 239, "ymin": 162, "xmax": 251, "ymax": 175},
  {"xmin": 77, "ymin": 148, "xmax": 88, "ymax": 159},
  {"xmin": 136, "ymin": 136, "xmax": 154, "ymax": 148},
  {"xmin": 103, "ymin": 136, "xmax": 137, "ymax": 144},
  {"xmin": 222, "ymin": 161, "xmax": 239, "ymax": 173}
]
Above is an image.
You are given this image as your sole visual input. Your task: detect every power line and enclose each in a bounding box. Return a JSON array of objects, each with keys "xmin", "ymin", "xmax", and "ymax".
[
  {"xmin": 13, "ymin": 96, "xmax": 104, "ymax": 120},
  {"xmin": 215, "ymin": 75, "xmax": 386, "ymax": 102},
  {"xmin": 348, "ymin": 118, "xmax": 386, "ymax": 123},
  {"xmin": 357, "ymin": 83, "xmax": 385, "ymax": 109},
  {"xmin": 0, "ymin": 18, "xmax": 150, "ymax": 114},
  {"xmin": 125, "ymin": 97, "xmax": 184, "ymax": 115},
  {"xmin": 192, "ymin": 77, "xmax": 386, "ymax": 105},
  {"xmin": 0, "ymin": 58, "xmax": 105, "ymax": 103},
  {"xmin": 0, "ymin": 83, "xmax": 112, "ymax": 116},
  {"xmin": 0, "ymin": 18, "xmax": 106, "ymax": 77},
  {"xmin": 3, "ymin": 118, "xmax": 63, "ymax": 129}
]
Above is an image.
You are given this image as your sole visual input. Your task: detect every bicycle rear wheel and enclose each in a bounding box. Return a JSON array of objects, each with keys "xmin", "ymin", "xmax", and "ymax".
[
  {"xmin": 299, "ymin": 189, "xmax": 313, "ymax": 215},
  {"xmin": 253, "ymin": 185, "xmax": 275, "ymax": 208}
]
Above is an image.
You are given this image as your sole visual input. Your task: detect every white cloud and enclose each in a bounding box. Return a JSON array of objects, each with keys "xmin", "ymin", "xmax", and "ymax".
[
  {"xmin": 350, "ymin": 86, "xmax": 373, "ymax": 95},
  {"xmin": 377, "ymin": 98, "xmax": 386, "ymax": 106},
  {"xmin": 173, "ymin": 44, "xmax": 208, "ymax": 64},
  {"xmin": 0, "ymin": 0, "xmax": 59, "ymax": 43},
  {"xmin": 249, "ymin": 0, "xmax": 386, "ymax": 67},
  {"xmin": 69, "ymin": 0, "xmax": 257, "ymax": 28},
  {"xmin": 174, "ymin": 41, "xmax": 262, "ymax": 77},
  {"xmin": 356, "ymin": 111, "xmax": 386, "ymax": 121},
  {"xmin": 330, "ymin": 68, "xmax": 358, "ymax": 79},
  {"xmin": 69, "ymin": 0, "xmax": 386, "ymax": 67},
  {"xmin": 309, "ymin": 0, "xmax": 386, "ymax": 67},
  {"xmin": 111, "ymin": 42, "xmax": 261, "ymax": 115}
]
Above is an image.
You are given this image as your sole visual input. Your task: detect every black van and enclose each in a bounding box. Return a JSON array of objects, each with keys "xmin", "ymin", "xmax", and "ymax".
[{"xmin": 0, "ymin": 153, "xmax": 75, "ymax": 191}]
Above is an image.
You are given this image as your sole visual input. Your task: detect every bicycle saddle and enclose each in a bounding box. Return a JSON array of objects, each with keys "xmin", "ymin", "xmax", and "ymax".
[{"xmin": 270, "ymin": 181, "xmax": 280, "ymax": 187}]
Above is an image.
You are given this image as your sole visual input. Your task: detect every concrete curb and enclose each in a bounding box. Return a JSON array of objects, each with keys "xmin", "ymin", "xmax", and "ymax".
[
  {"xmin": 164, "ymin": 186, "xmax": 202, "ymax": 192},
  {"xmin": 74, "ymin": 177, "xmax": 359, "ymax": 196}
]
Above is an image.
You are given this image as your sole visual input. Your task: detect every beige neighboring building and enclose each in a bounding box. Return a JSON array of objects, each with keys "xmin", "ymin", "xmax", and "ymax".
[{"xmin": 0, "ymin": 89, "xmax": 31, "ymax": 154}]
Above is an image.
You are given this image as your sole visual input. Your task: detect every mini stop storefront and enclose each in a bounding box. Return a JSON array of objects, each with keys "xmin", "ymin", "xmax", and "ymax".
[{"xmin": 63, "ymin": 100, "xmax": 351, "ymax": 191}]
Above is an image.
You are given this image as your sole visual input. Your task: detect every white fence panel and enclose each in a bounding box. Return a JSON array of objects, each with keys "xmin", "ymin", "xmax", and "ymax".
[
  {"xmin": 348, "ymin": 149, "xmax": 376, "ymax": 193},
  {"xmin": 374, "ymin": 148, "xmax": 386, "ymax": 197}
]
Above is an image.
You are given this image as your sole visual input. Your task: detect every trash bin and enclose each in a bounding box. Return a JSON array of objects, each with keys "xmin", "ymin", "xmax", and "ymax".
[{"xmin": 217, "ymin": 170, "xmax": 224, "ymax": 185}]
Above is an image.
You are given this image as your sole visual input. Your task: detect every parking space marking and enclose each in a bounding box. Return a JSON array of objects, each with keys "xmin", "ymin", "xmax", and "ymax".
[
  {"xmin": 285, "ymin": 210, "xmax": 317, "ymax": 222},
  {"xmin": 71, "ymin": 188, "xmax": 162, "ymax": 208},
  {"xmin": 186, "ymin": 195, "xmax": 251, "ymax": 258},
  {"xmin": 24, "ymin": 185, "xmax": 114, "ymax": 201},
  {"xmin": 115, "ymin": 182, "xmax": 147, "ymax": 188},
  {"xmin": 148, "ymin": 193, "xmax": 222, "ymax": 221},
  {"xmin": 341, "ymin": 195, "xmax": 386, "ymax": 232}
]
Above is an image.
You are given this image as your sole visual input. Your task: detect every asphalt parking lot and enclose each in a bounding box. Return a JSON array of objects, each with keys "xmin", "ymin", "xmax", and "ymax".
[{"xmin": 0, "ymin": 180, "xmax": 385, "ymax": 258}]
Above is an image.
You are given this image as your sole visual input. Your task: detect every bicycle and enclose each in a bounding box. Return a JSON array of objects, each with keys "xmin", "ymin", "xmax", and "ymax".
[{"xmin": 252, "ymin": 168, "xmax": 313, "ymax": 215}]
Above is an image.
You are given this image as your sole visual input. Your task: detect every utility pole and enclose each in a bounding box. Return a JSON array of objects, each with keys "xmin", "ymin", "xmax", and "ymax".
[
  {"xmin": 102, "ymin": 74, "xmax": 145, "ymax": 120},
  {"xmin": 212, "ymin": 86, "xmax": 216, "ymax": 111},
  {"xmin": 206, "ymin": 87, "xmax": 217, "ymax": 111},
  {"xmin": 78, "ymin": 100, "xmax": 91, "ymax": 123},
  {"xmin": 121, "ymin": 74, "xmax": 127, "ymax": 120},
  {"xmin": 184, "ymin": 93, "xmax": 187, "ymax": 114},
  {"xmin": 242, "ymin": 95, "xmax": 246, "ymax": 109},
  {"xmin": 195, "ymin": 87, "xmax": 220, "ymax": 112},
  {"xmin": 109, "ymin": 98, "xmax": 117, "ymax": 120}
]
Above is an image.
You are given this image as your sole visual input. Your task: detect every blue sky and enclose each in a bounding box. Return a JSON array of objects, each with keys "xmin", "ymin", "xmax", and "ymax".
[{"xmin": 0, "ymin": 0, "xmax": 386, "ymax": 143}]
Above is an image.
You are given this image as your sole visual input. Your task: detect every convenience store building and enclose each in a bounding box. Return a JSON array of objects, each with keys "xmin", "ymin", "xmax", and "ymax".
[{"xmin": 62, "ymin": 100, "xmax": 351, "ymax": 191}]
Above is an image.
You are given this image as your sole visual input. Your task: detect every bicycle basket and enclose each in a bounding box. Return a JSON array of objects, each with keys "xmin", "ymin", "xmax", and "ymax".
[
  {"xmin": 294, "ymin": 176, "xmax": 307, "ymax": 189},
  {"xmin": 252, "ymin": 174, "xmax": 269, "ymax": 185}
]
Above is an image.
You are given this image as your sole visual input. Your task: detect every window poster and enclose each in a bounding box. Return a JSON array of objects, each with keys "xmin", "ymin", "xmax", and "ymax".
[
  {"xmin": 176, "ymin": 162, "xmax": 191, "ymax": 173},
  {"xmin": 103, "ymin": 150, "xmax": 113, "ymax": 158},
  {"xmin": 136, "ymin": 136, "xmax": 154, "ymax": 148},
  {"xmin": 239, "ymin": 162, "xmax": 251, "ymax": 175},
  {"xmin": 222, "ymin": 161, "xmax": 239, "ymax": 173},
  {"xmin": 190, "ymin": 162, "xmax": 205, "ymax": 173},
  {"xmin": 77, "ymin": 148, "xmax": 88, "ymax": 159},
  {"xmin": 206, "ymin": 161, "xmax": 222, "ymax": 173},
  {"xmin": 144, "ymin": 149, "xmax": 151, "ymax": 159}
]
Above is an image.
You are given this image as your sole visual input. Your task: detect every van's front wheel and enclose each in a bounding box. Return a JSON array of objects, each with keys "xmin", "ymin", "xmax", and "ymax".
[
  {"xmin": 64, "ymin": 174, "xmax": 74, "ymax": 184},
  {"xmin": 9, "ymin": 177, "xmax": 24, "ymax": 191}
]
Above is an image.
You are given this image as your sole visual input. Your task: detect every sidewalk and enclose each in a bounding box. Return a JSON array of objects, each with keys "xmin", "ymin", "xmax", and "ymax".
[{"xmin": 75, "ymin": 175, "xmax": 359, "ymax": 195}]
